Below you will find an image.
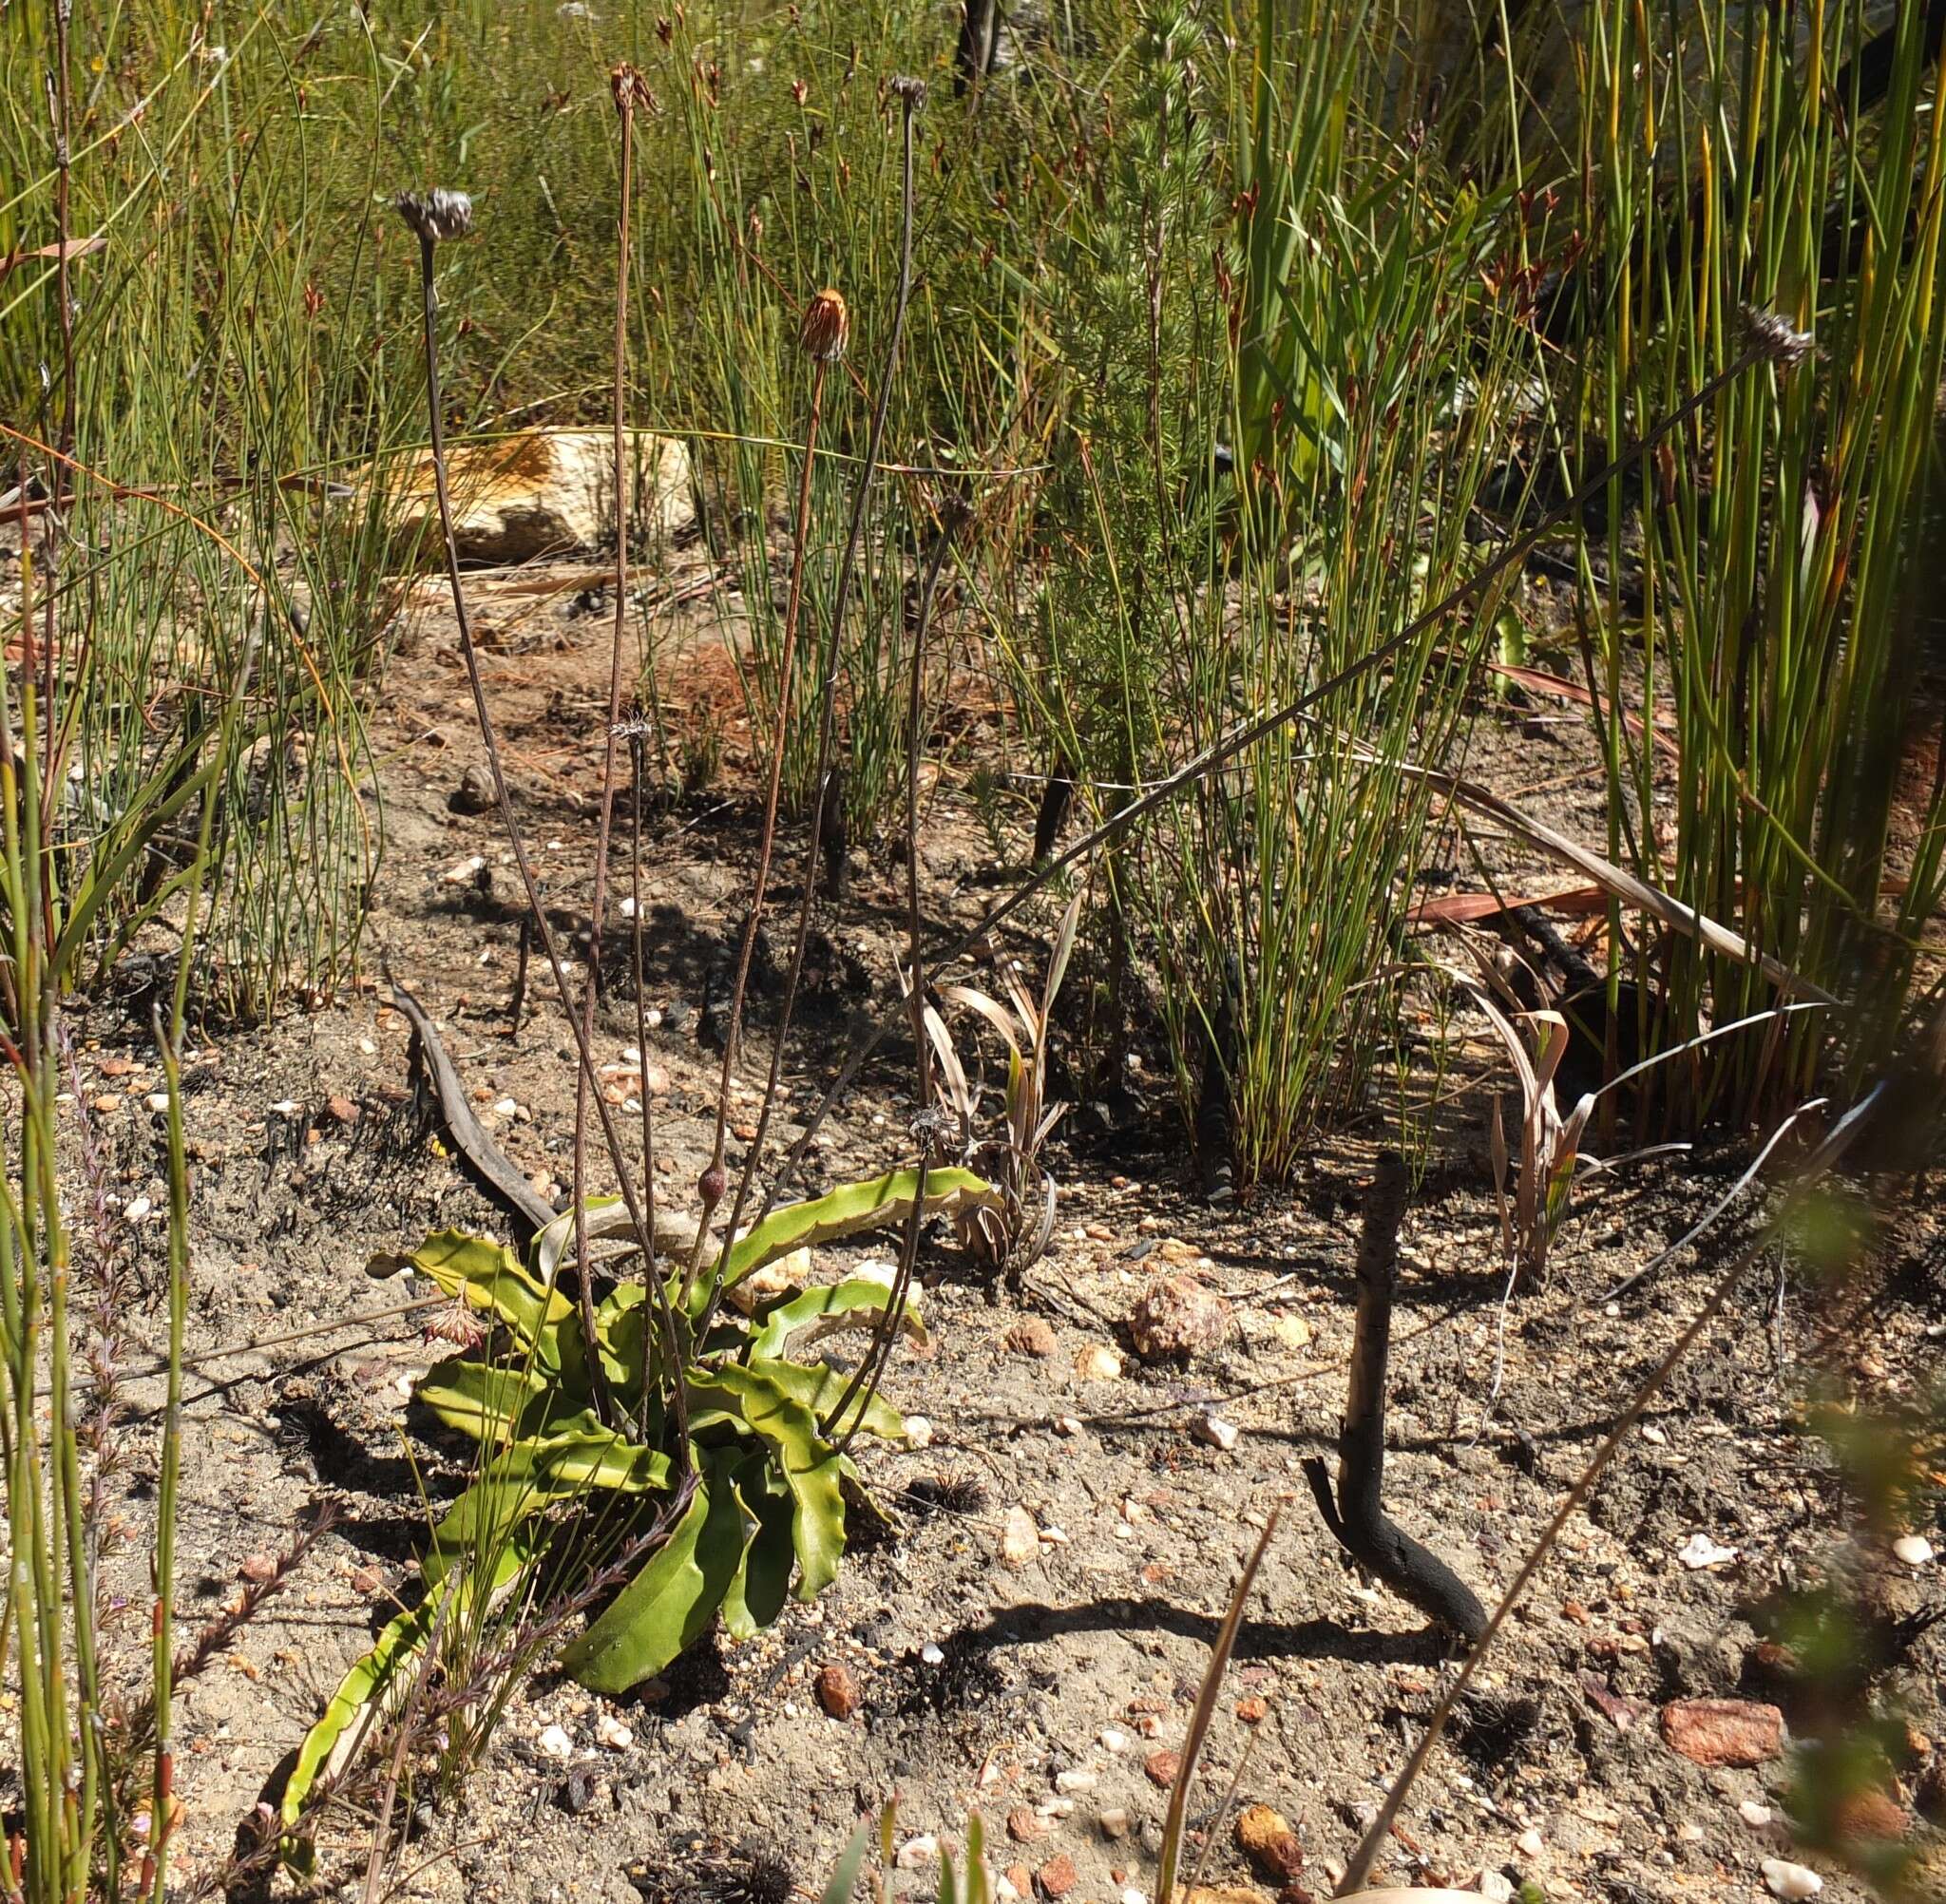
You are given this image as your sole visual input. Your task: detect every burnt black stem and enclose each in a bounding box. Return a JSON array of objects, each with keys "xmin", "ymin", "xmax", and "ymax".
[
  {"xmin": 1302, "ymin": 1151, "xmax": 1488, "ymax": 1643},
  {"xmin": 1336, "ymin": 1076, "xmax": 1892, "ymax": 1894}
]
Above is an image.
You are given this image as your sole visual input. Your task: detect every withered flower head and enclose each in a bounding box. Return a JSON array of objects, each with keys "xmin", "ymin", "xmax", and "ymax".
[
  {"xmin": 1740, "ymin": 304, "xmax": 1815, "ymax": 370},
  {"xmin": 888, "ymin": 73, "xmax": 928, "ymax": 108},
  {"xmin": 612, "ymin": 61, "xmax": 658, "ymax": 113},
  {"xmin": 395, "ymin": 190, "xmax": 474, "ymax": 243},
  {"xmin": 798, "ymin": 287, "xmax": 849, "ymax": 362}
]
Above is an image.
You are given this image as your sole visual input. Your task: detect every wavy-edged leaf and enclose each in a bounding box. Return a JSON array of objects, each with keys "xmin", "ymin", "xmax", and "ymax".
[
  {"xmin": 414, "ymin": 1356, "xmax": 563, "ymax": 1446},
  {"xmin": 717, "ymin": 1167, "xmax": 1000, "ymax": 1296},
  {"xmin": 748, "ymin": 1353, "xmax": 907, "ymax": 1443},
  {"xmin": 559, "ymin": 1471, "xmax": 744, "ymax": 1694},
  {"xmin": 689, "ymin": 1362, "xmax": 847, "ymax": 1597},
  {"xmin": 721, "ymin": 1454, "xmax": 795, "ymax": 1641},
  {"xmin": 748, "ymin": 1279, "xmax": 927, "ymax": 1361}
]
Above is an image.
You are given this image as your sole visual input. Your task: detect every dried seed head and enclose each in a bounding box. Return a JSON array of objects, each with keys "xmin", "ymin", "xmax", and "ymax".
[
  {"xmin": 425, "ymin": 1302, "xmax": 488, "ymax": 1351},
  {"xmin": 888, "ymin": 73, "xmax": 928, "ymax": 109},
  {"xmin": 1740, "ymin": 304, "xmax": 1815, "ymax": 370},
  {"xmin": 798, "ymin": 287, "xmax": 849, "ymax": 362},
  {"xmin": 697, "ymin": 1160, "xmax": 728, "ymax": 1209},
  {"xmin": 395, "ymin": 190, "xmax": 474, "ymax": 244},
  {"xmin": 612, "ymin": 61, "xmax": 658, "ymax": 114}
]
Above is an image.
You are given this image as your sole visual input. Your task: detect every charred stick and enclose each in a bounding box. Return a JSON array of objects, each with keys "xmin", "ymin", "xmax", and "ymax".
[{"xmin": 1305, "ymin": 1152, "xmax": 1488, "ymax": 1643}]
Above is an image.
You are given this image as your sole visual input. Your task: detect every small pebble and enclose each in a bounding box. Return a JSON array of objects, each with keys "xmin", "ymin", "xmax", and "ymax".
[
  {"xmin": 1761, "ymin": 1858, "xmax": 1822, "ymax": 1900},
  {"xmin": 1678, "ymin": 1533, "xmax": 1739, "ymax": 1570},
  {"xmin": 1478, "ymin": 1873, "xmax": 1514, "ymax": 1904},
  {"xmin": 814, "ymin": 1662, "xmax": 860, "ymax": 1720},
  {"xmin": 1517, "ymin": 1827, "xmax": 1543, "ymax": 1857},
  {"xmin": 1099, "ymin": 1727, "xmax": 1129, "ymax": 1752},
  {"xmin": 1036, "ymin": 1853, "xmax": 1078, "ymax": 1898},
  {"xmin": 536, "ymin": 1723, "xmax": 573, "ymax": 1761},
  {"xmin": 921, "ymin": 1643, "xmax": 945, "ymax": 1666},
  {"xmin": 894, "ymin": 1836, "xmax": 939, "ymax": 1871},
  {"xmin": 1741, "ymin": 1800, "xmax": 1773, "ymax": 1828},
  {"xmin": 596, "ymin": 1713, "xmax": 633, "ymax": 1751},
  {"xmin": 1892, "ymin": 1534, "xmax": 1935, "ymax": 1566},
  {"xmin": 124, "ymin": 1196, "xmax": 152, "ymax": 1222},
  {"xmin": 1055, "ymin": 1769, "xmax": 1097, "ymax": 1793},
  {"xmin": 1193, "ymin": 1414, "xmax": 1240, "ymax": 1453},
  {"xmin": 906, "ymin": 1416, "xmax": 934, "ymax": 1449}
]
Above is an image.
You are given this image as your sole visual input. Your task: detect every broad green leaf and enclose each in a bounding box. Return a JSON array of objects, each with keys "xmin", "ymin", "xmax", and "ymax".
[
  {"xmin": 716, "ymin": 1167, "xmax": 1000, "ymax": 1296},
  {"xmin": 691, "ymin": 1362, "xmax": 846, "ymax": 1597},
  {"xmin": 721, "ymin": 1455, "xmax": 795, "ymax": 1641},
  {"xmin": 748, "ymin": 1278, "xmax": 928, "ymax": 1361},
  {"xmin": 414, "ymin": 1356, "xmax": 565, "ymax": 1446},
  {"xmin": 404, "ymin": 1229, "xmax": 571, "ymax": 1356},
  {"xmin": 560, "ymin": 1471, "xmax": 744, "ymax": 1694},
  {"xmin": 423, "ymin": 1427, "xmax": 673, "ymax": 1586},
  {"xmin": 750, "ymin": 1354, "xmax": 906, "ymax": 1444}
]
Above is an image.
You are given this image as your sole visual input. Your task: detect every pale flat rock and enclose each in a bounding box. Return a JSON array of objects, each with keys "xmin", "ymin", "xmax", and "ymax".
[{"xmin": 381, "ymin": 428, "xmax": 691, "ymax": 563}]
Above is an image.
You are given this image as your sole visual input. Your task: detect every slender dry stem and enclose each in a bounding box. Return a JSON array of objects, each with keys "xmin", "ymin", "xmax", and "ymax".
[
  {"xmin": 569, "ymin": 68, "xmax": 652, "ymax": 1427},
  {"xmin": 402, "ymin": 207, "xmax": 687, "ymax": 1450},
  {"xmin": 696, "ymin": 83, "xmax": 925, "ymax": 1340}
]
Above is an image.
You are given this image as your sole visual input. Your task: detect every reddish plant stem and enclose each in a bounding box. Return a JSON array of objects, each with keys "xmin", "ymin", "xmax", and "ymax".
[
  {"xmin": 686, "ymin": 351, "xmax": 830, "ymax": 1293},
  {"xmin": 570, "ymin": 75, "xmax": 648, "ymax": 1425},
  {"xmin": 407, "ymin": 220, "xmax": 686, "ymax": 1453},
  {"xmin": 698, "ymin": 86, "xmax": 923, "ymax": 1341}
]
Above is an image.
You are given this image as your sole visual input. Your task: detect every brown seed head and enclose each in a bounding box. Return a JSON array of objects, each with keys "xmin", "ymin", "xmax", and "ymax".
[
  {"xmin": 798, "ymin": 288, "xmax": 849, "ymax": 363},
  {"xmin": 612, "ymin": 62, "xmax": 658, "ymax": 115},
  {"xmin": 394, "ymin": 190, "xmax": 474, "ymax": 244},
  {"xmin": 697, "ymin": 1160, "xmax": 728, "ymax": 1209}
]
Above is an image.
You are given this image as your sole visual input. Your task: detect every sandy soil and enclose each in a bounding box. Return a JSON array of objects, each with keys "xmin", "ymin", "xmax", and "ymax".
[{"xmin": 45, "ymin": 548, "xmax": 1945, "ymax": 1904}]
